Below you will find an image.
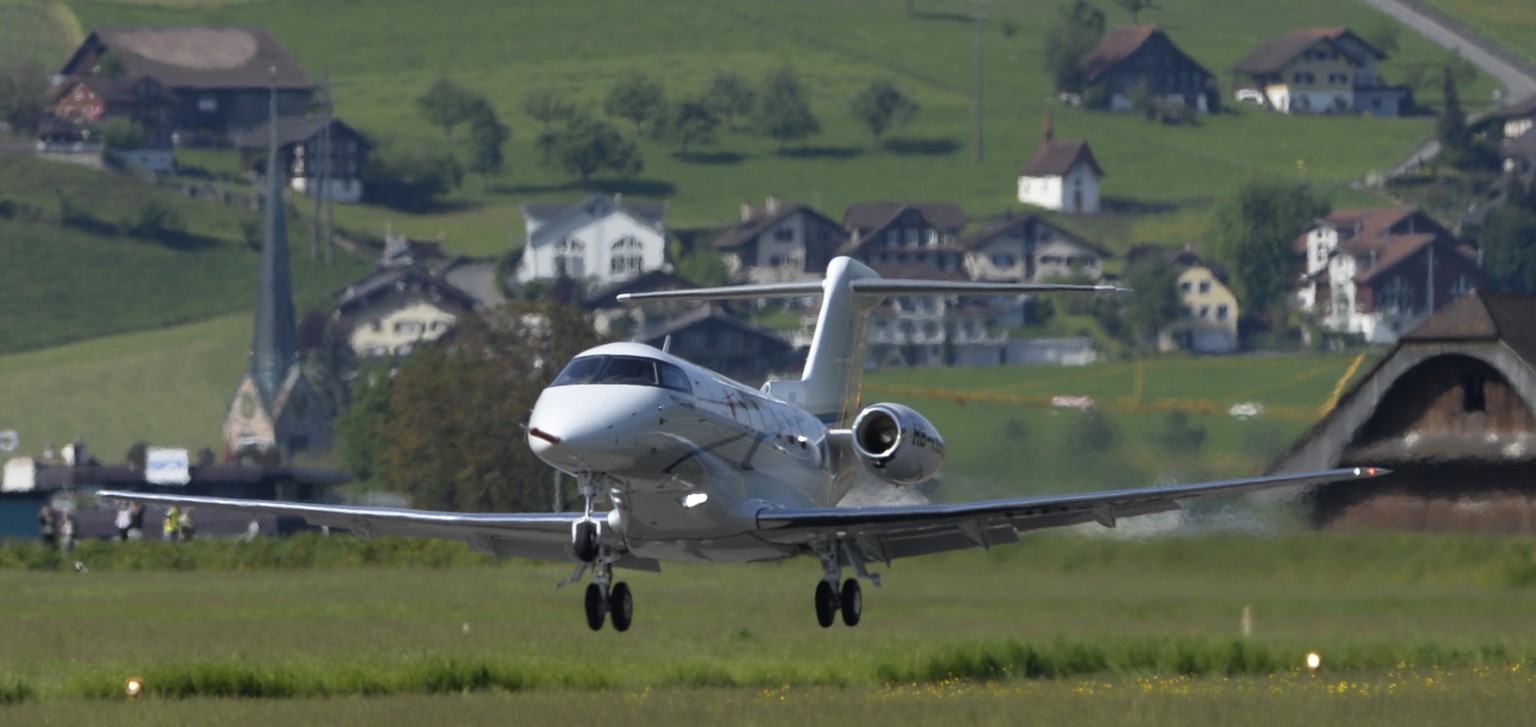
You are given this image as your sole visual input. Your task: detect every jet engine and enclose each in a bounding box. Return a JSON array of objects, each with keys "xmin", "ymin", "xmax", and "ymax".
[{"xmin": 850, "ymin": 403, "xmax": 945, "ymax": 486}]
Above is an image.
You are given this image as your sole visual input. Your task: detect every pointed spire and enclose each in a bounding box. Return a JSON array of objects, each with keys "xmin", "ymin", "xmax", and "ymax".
[
  {"xmin": 1042, "ymin": 109, "xmax": 1054, "ymax": 144},
  {"xmin": 250, "ymin": 81, "xmax": 299, "ymax": 402}
]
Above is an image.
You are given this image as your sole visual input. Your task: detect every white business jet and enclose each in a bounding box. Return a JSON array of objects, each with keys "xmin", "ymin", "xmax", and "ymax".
[{"xmin": 103, "ymin": 257, "xmax": 1382, "ymax": 632}]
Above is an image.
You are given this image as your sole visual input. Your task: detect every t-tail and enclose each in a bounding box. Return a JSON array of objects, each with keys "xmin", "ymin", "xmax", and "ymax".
[{"xmin": 618, "ymin": 256, "xmax": 1124, "ymax": 425}]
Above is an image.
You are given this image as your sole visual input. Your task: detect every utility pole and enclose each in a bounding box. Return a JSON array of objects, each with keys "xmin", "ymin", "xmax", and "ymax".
[{"xmin": 973, "ymin": 0, "xmax": 985, "ymax": 165}]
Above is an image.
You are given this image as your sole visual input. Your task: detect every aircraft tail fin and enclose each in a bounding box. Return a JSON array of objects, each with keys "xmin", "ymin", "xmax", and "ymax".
[{"xmin": 619, "ymin": 256, "xmax": 1121, "ymax": 425}]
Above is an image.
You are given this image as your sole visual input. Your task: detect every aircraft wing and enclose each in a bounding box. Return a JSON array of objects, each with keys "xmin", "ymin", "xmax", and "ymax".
[
  {"xmin": 753, "ymin": 468, "xmax": 1385, "ymax": 562},
  {"xmin": 96, "ymin": 490, "xmax": 656, "ymax": 569}
]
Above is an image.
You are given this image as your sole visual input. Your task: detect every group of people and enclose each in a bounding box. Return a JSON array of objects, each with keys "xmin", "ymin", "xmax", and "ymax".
[{"xmin": 37, "ymin": 501, "xmax": 195, "ymax": 546}]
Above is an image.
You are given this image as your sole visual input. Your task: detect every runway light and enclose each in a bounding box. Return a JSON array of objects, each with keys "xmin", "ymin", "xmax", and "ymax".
[
  {"xmin": 125, "ymin": 677, "xmax": 143, "ymax": 701},
  {"xmin": 1305, "ymin": 652, "xmax": 1322, "ymax": 673}
]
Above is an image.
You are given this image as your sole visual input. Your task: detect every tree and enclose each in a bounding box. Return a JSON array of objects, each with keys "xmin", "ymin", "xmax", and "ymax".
[
  {"xmin": 1041, "ymin": 2, "xmax": 1106, "ymax": 94},
  {"xmin": 466, "ymin": 100, "xmax": 511, "ymax": 193},
  {"xmin": 1203, "ymin": 178, "xmax": 1328, "ymax": 319},
  {"xmin": 524, "ymin": 88, "xmax": 575, "ymax": 131},
  {"xmin": 850, "ymin": 79, "xmax": 920, "ymax": 146},
  {"xmin": 335, "ymin": 364, "xmax": 393, "ymax": 487},
  {"xmin": 1475, "ymin": 202, "xmax": 1536, "ymax": 293},
  {"xmin": 1114, "ymin": 0, "xmax": 1159, "ymax": 23},
  {"xmin": 0, "ymin": 63, "xmax": 48, "ymax": 133},
  {"xmin": 416, "ymin": 77, "xmax": 481, "ymax": 142},
  {"xmin": 1150, "ymin": 411, "xmax": 1206, "ymax": 456},
  {"xmin": 754, "ymin": 65, "xmax": 821, "ymax": 151},
  {"xmin": 539, "ymin": 116, "xmax": 643, "ymax": 183},
  {"xmin": 98, "ymin": 117, "xmax": 145, "ymax": 151},
  {"xmin": 1119, "ymin": 253, "xmax": 1182, "ymax": 347},
  {"xmin": 378, "ymin": 303, "xmax": 605, "ymax": 511},
  {"xmin": 701, "ymin": 70, "xmax": 755, "ymax": 130},
  {"xmin": 604, "ymin": 72, "xmax": 666, "ymax": 136},
  {"xmin": 363, "ymin": 145, "xmax": 463, "ymax": 211},
  {"xmin": 660, "ymin": 96, "xmax": 720, "ymax": 159},
  {"xmin": 1437, "ymin": 64, "xmax": 1469, "ymax": 163}
]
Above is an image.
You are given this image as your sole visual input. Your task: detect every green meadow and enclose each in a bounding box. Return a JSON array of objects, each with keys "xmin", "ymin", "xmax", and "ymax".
[
  {"xmin": 59, "ymin": 0, "xmax": 1495, "ymax": 258},
  {"xmin": 1419, "ymin": 0, "xmax": 1536, "ymax": 69},
  {"xmin": 5, "ymin": 531, "xmax": 1536, "ymax": 724}
]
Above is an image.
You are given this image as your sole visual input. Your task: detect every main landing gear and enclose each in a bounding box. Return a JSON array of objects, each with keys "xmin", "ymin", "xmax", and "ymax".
[
  {"xmin": 565, "ymin": 474, "xmax": 633, "ymax": 632},
  {"xmin": 813, "ymin": 539, "xmax": 870, "ymax": 628}
]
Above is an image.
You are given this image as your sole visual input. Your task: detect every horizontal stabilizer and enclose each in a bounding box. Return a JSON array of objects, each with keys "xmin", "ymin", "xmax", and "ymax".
[{"xmin": 618, "ymin": 279, "xmax": 1124, "ymax": 303}]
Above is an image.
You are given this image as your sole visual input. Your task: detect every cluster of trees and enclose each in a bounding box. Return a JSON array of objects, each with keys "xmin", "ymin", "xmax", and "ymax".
[
  {"xmin": 1041, "ymin": 0, "xmax": 1106, "ymax": 96},
  {"xmin": 336, "ymin": 302, "xmax": 604, "ymax": 510},
  {"xmin": 1474, "ymin": 178, "xmax": 1536, "ymax": 293},
  {"xmin": 0, "ymin": 63, "xmax": 47, "ymax": 133}
]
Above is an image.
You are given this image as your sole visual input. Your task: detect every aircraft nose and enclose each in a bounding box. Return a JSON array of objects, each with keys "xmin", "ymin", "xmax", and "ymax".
[{"xmin": 526, "ymin": 385, "xmax": 667, "ymax": 467}]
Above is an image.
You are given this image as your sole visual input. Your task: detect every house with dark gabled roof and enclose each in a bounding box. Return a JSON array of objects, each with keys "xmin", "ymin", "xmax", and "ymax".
[
  {"xmin": 840, "ymin": 202, "xmax": 967, "ymax": 275},
  {"xmin": 233, "ymin": 116, "xmax": 371, "ymax": 204},
  {"xmin": 1295, "ymin": 207, "xmax": 1488, "ymax": 344},
  {"xmin": 49, "ymin": 75, "xmax": 174, "ymax": 146},
  {"xmin": 1272, "ymin": 291, "xmax": 1536, "ymax": 533},
  {"xmin": 583, "ymin": 269, "xmax": 698, "ymax": 338},
  {"xmin": 710, "ymin": 196, "xmax": 848, "ymax": 283},
  {"xmin": 1081, "ymin": 25, "xmax": 1218, "ymax": 113},
  {"xmin": 1017, "ymin": 113, "xmax": 1103, "ymax": 214},
  {"xmin": 638, "ymin": 307, "xmax": 792, "ymax": 387},
  {"xmin": 962, "ymin": 211, "xmax": 1108, "ymax": 283},
  {"xmin": 334, "ymin": 266, "xmax": 479, "ymax": 359},
  {"xmin": 1231, "ymin": 27, "xmax": 1409, "ymax": 116},
  {"xmin": 59, "ymin": 26, "xmax": 314, "ymax": 140}
]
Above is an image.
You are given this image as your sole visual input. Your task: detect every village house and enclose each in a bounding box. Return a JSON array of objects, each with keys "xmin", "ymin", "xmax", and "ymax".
[
  {"xmin": 1162, "ymin": 249, "xmax": 1239, "ymax": 354},
  {"xmin": 57, "ymin": 26, "xmax": 314, "ymax": 142},
  {"xmin": 840, "ymin": 202, "xmax": 967, "ymax": 274},
  {"xmin": 710, "ymin": 196, "xmax": 847, "ymax": 283},
  {"xmin": 1295, "ymin": 207, "xmax": 1487, "ymax": 344},
  {"xmin": 961, "ymin": 211, "xmax": 1108, "ymax": 284},
  {"xmin": 48, "ymin": 75, "xmax": 174, "ymax": 146},
  {"xmin": 1080, "ymin": 25, "xmax": 1219, "ymax": 113},
  {"xmin": 638, "ymin": 307, "xmax": 792, "ymax": 387},
  {"xmin": 1015, "ymin": 116, "xmax": 1104, "ymax": 215},
  {"xmin": 334, "ymin": 266, "xmax": 479, "ymax": 359},
  {"xmin": 233, "ymin": 116, "xmax": 370, "ymax": 204},
  {"xmin": 515, "ymin": 194, "xmax": 667, "ymax": 286},
  {"xmin": 583, "ymin": 269, "xmax": 699, "ymax": 338},
  {"xmin": 1231, "ymin": 27, "xmax": 1409, "ymax": 116}
]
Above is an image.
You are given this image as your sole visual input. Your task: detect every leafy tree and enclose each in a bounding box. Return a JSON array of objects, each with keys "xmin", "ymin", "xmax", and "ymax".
[
  {"xmin": 604, "ymin": 71, "xmax": 666, "ymax": 136},
  {"xmin": 539, "ymin": 116, "xmax": 643, "ymax": 183},
  {"xmin": 1475, "ymin": 197, "xmax": 1536, "ymax": 293},
  {"xmin": 1203, "ymin": 178, "xmax": 1327, "ymax": 320},
  {"xmin": 660, "ymin": 96, "xmax": 720, "ymax": 159},
  {"xmin": 702, "ymin": 70, "xmax": 755, "ymax": 130},
  {"xmin": 98, "ymin": 117, "xmax": 145, "ymax": 151},
  {"xmin": 1041, "ymin": 2, "xmax": 1106, "ymax": 94},
  {"xmin": 363, "ymin": 145, "xmax": 463, "ymax": 212},
  {"xmin": 378, "ymin": 303, "xmax": 605, "ymax": 511},
  {"xmin": 754, "ymin": 65, "xmax": 821, "ymax": 151},
  {"xmin": 1066, "ymin": 408, "xmax": 1122, "ymax": 455},
  {"xmin": 416, "ymin": 77, "xmax": 481, "ymax": 142},
  {"xmin": 0, "ymin": 63, "xmax": 49, "ymax": 132},
  {"xmin": 1363, "ymin": 20, "xmax": 1400, "ymax": 54},
  {"xmin": 850, "ymin": 79, "xmax": 920, "ymax": 146},
  {"xmin": 1114, "ymin": 0, "xmax": 1159, "ymax": 23},
  {"xmin": 524, "ymin": 88, "xmax": 575, "ymax": 131},
  {"xmin": 1119, "ymin": 253, "xmax": 1182, "ymax": 347},
  {"xmin": 302, "ymin": 318, "xmax": 358, "ymax": 419},
  {"xmin": 674, "ymin": 243, "xmax": 729, "ymax": 286},
  {"xmin": 335, "ymin": 364, "xmax": 392, "ymax": 486},
  {"xmin": 466, "ymin": 100, "xmax": 511, "ymax": 193}
]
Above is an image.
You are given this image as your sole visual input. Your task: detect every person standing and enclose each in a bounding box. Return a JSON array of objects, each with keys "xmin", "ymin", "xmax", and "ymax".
[
  {"xmin": 115, "ymin": 501, "xmax": 134, "ymax": 542},
  {"xmin": 37, "ymin": 505, "xmax": 57, "ymax": 547},
  {"xmin": 59, "ymin": 512, "xmax": 77, "ymax": 552},
  {"xmin": 163, "ymin": 505, "xmax": 181, "ymax": 542}
]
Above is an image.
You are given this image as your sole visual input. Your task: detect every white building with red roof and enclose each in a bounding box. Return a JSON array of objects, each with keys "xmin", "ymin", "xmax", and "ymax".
[{"xmin": 1017, "ymin": 113, "xmax": 1103, "ymax": 214}]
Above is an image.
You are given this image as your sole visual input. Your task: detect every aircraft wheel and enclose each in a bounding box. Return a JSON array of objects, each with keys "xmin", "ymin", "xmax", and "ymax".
[
  {"xmin": 610, "ymin": 582, "xmax": 634, "ymax": 632},
  {"xmin": 840, "ymin": 578, "xmax": 862, "ymax": 627},
  {"xmin": 574, "ymin": 520, "xmax": 600, "ymax": 563},
  {"xmin": 584, "ymin": 582, "xmax": 607, "ymax": 631},
  {"xmin": 814, "ymin": 580, "xmax": 839, "ymax": 628}
]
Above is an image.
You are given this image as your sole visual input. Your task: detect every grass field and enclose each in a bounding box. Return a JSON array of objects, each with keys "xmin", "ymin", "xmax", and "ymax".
[
  {"xmin": 4, "ymin": 531, "xmax": 1536, "ymax": 723},
  {"xmin": 1419, "ymin": 0, "xmax": 1536, "ymax": 69},
  {"xmin": 55, "ymin": 0, "xmax": 1496, "ymax": 259}
]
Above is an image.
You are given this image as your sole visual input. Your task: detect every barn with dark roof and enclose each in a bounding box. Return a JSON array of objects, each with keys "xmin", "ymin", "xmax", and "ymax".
[
  {"xmin": 1272, "ymin": 292, "xmax": 1536, "ymax": 532},
  {"xmin": 1080, "ymin": 25, "xmax": 1218, "ymax": 113}
]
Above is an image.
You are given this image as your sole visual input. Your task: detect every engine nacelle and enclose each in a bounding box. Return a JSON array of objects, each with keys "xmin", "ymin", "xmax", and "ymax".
[{"xmin": 850, "ymin": 403, "xmax": 945, "ymax": 486}]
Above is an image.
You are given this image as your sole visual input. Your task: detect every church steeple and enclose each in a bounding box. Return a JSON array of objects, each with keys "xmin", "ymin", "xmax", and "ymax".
[
  {"xmin": 250, "ymin": 82, "xmax": 298, "ymax": 402},
  {"xmin": 1042, "ymin": 109, "xmax": 1054, "ymax": 144}
]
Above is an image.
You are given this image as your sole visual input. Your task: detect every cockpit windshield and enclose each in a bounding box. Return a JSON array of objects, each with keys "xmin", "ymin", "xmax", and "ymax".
[{"xmin": 551, "ymin": 355, "xmax": 692, "ymax": 393}]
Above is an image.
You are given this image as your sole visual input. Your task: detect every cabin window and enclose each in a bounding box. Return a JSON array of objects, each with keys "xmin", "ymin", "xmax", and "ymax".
[
  {"xmin": 1463, "ymin": 374, "xmax": 1486, "ymax": 413},
  {"xmin": 549, "ymin": 355, "xmax": 692, "ymax": 393}
]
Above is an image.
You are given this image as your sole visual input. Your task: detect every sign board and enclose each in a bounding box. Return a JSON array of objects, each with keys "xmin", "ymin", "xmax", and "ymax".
[{"xmin": 145, "ymin": 448, "xmax": 191, "ymax": 486}]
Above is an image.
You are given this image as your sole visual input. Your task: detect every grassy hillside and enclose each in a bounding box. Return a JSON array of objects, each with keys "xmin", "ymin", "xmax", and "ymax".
[
  {"xmin": 0, "ymin": 0, "xmax": 81, "ymax": 68},
  {"xmin": 0, "ymin": 155, "xmax": 371, "ymax": 352},
  {"xmin": 64, "ymin": 0, "xmax": 1496, "ymax": 259},
  {"xmin": 1420, "ymin": 0, "xmax": 1536, "ymax": 69}
]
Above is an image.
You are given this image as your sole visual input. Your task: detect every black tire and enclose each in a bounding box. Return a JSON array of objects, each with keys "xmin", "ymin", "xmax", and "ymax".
[
  {"xmin": 610, "ymin": 582, "xmax": 634, "ymax": 632},
  {"xmin": 584, "ymin": 582, "xmax": 607, "ymax": 631},
  {"xmin": 574, "ymin": 520, "xmax": 600, "ymax": 563},
  {"xmin": 840, "ymin": 578, "xmax": 862, "ymax": 627},
  {"xmin": 814, "ymin": 580, "xmax": 838, "ymax": 628}
]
